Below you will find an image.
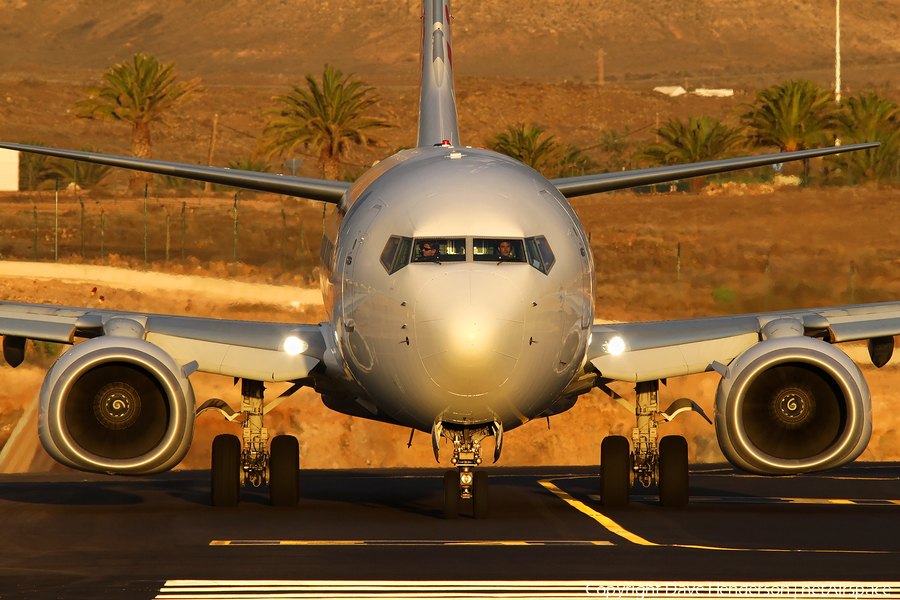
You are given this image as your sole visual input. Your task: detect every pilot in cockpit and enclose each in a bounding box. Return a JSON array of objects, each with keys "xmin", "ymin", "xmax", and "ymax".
[
  {"xmin": 497, "ymin": 241, "xmax": 512, "ymax": 259},
  {"xmin": 421, "ymin": 241, "xmax": 438, "ymax": 259}
]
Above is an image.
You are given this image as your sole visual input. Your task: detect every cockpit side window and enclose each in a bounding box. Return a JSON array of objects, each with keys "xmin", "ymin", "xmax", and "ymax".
[
  {"xmin": 412, "ymin": 238, "xmax": 466, "ymax": 262},
  {"xmin": 473, "ymin": 238, "xmax": 526, "ymax": 263},
  {"xmin": 524, "ymin": 236, "xmax": 556, "ymax": 274},
  {"xmin": 380, "ymin": 235, "xmax": 413, "ymax": 274}
]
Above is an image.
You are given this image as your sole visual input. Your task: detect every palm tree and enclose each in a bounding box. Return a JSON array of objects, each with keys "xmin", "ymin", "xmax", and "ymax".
[
  {"xmin": 830, "ymin": 93, "xmax": 900, "ymax": 183},
  {"xmin": 739, "ymin": 80, "xmax": 841, "ymax": 179},
  {"xmin": 636, "ymin": 116, "xmax": 745, "ymax": 190},
  {"xmin": 487, "ymin": 123, "xmax": 597, "ymax": 178},
  {"xmin": 70, "ymin": 53, "xmax": 201, "ymax": 190},
  {"xmin": 47, "ymin": 147, "xmax": 113, "ymax": 191},
  {"xmin": 17, "ymin": 139, "xmax": 52, "ymax": 193},
  {"xmin": 256, "ymin": 65, "xmax": 393, "ymax": 180}
]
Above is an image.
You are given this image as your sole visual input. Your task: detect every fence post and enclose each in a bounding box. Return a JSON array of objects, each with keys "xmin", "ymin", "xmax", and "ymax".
[
  {"xmin": 181, "ymin": 201, "xmax": 186, "ymax": 262},
  {"xmin": 676, "ymin": 242, "xmax": 681, "ymax": 318},
  {"xmin": 54, "ymin": 179, "xmax": 59, "ymax": 263},
  {"xmin": 232, "ymin": 194, "xmax": 238, "ymax": 277},
  {"xmin": 100, "ymin": 210, "xmax": 105, "ymax": 259},
  {"xmin": 80, "ymin": 201, "xmax": 85, "ymax": 260},
  {"xmin": 165, "ymin": 210, "xmax": 170, "ymax": 264},
  {"xmin": 299, "ymin": 222, "xmax": 305, "ymax": 271},
  {"xmin": 144, "ymin": 184, "xmax": 149, "ymax": 270},
  {"xmin": 281, "ymin": 209, "xmax": 287, "ymax": 272},
  {"xmin": 33, "ymin": 206, "xmax": 37, "ymax": 261}
]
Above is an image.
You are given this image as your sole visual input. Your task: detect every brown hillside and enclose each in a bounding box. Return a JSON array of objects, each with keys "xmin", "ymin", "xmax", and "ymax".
[{"xmin": 1, "ymin": 1, "xmax": 900, "ymax": 176}]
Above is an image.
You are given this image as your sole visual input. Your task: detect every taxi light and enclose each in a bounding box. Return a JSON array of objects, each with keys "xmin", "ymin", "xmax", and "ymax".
[
  {"xmin": 284, "ymin": 336, "xmax": 308, "ymax": 355},
  {"xmin": 605, "ymin": 336, "xmax": 625, "ymax": 355}
]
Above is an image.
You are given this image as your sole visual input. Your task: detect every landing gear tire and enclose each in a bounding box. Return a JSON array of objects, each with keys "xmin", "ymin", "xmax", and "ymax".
[
  {"xmin": 269, "ymin": 434, "xmax": 300, "ymax": 507},
  {"xmin": 658, "ymin": 435, "xmax": 689, "ymax": 507},
  {"xmin": 600, "ymin": 435, "xmax": 631, "ymax": 507},
  {"xmin": 211, "ymin": 434, "xmax": 241, "ymax": 507},
  {"xmin": 443, "ymin": 470, "xmax": 460, "ymax": 519},
  {"xmin": 472, "ymin": 471, "xmax": 489, "ymax": 519}
]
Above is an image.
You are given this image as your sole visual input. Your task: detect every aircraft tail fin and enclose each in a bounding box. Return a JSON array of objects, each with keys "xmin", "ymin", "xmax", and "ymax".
[{"xmin": 417, "ymin": 0, "xmax": 460, "ymax": 147}]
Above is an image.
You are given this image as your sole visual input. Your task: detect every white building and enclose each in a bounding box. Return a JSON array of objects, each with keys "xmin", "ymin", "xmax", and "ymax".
[{"xmin": 0, "ymin": 149, "xmax": 18, "ymax": 191}]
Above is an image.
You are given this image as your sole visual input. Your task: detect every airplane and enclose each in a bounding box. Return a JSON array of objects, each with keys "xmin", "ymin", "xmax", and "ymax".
[{"xmin": 0, "ymin": 0, "xmax": 889, "ymax": 519}]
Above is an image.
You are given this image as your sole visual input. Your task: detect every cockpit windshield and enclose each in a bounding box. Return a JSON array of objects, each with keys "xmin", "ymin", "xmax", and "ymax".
[
  {"xmin": 473, "ymin": 238, "xmax": 526, "ymax": 262},
  {"xmin": 412, "ymin": 238, "xmax": 467, "ymax": 262},
  {"xmin": 380, "ymin": 235, "xmax": 554, "ymax": 274}
]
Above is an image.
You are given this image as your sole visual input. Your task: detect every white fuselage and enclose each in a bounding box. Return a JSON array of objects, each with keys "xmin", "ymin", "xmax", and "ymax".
[{"xmin": 321, "ymin": 146, "xmax": 594, "ymax": 433}]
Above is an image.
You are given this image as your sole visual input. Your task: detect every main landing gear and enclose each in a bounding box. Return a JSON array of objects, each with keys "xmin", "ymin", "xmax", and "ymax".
[
  {"xmin": 435, "ymin": 423, "xmax": 497, "ymax": 519},
  {"xmin": 200, "ymin": 379, "xmax": 300, "ymax": 507},
  {"xmin": 598, "ymin": 380, "xmax": 710, "ymax": 508}
]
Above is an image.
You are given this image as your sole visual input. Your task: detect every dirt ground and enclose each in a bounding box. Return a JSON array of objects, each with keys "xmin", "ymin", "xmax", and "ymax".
[
  {"xmin": 2, "ymin": 1, "xmax": 900, "ymax": 180},
  {"xmin": 2, "ymin": 184, "xmax": 900, "ymax": 473}
]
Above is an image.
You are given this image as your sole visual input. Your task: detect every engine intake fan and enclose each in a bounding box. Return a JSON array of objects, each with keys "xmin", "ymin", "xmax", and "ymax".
[
  {"xmin": 39, "ymin": 336, "xmax": 195, "ymax": 475},
  {"xmin": 715, "ymin": 336, "xmax": 871, "ymax": 475}
]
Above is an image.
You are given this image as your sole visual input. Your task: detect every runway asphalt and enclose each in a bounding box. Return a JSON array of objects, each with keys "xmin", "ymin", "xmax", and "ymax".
[{"xmin": 0, "ymin": 463, "xmax": 898, "ymax": 599}]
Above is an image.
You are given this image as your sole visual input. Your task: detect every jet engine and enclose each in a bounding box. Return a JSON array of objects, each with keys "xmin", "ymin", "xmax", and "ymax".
[
  {"xmin": 715, "ymin": 336, "xmax": 871, "ymax": 475},
  {"xmin": 38, "ymin": 334, "xmax": 195, "ymax": 475}
]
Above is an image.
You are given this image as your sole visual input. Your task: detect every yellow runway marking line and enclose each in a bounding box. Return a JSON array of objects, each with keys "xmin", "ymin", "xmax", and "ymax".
[
  {"xmin": 541, "ymin": 478, "xmax": 900, "ymax": 554},
  {"xmin": 537, "ymin": 479, "xmax": 657, "ymax": 546},
  {"xmin": 210, "ymin": 539, "xmax": 613, "ymax": 547},
  {"xmin": 587, "ymin": 494, "xmax": 900, "ymax": 506}
]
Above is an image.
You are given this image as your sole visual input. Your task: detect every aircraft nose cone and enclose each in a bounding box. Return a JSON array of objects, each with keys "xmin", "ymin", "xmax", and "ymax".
[{"xmin": 415, "ymin": 271, "xmax": 525, "ymax": 396}]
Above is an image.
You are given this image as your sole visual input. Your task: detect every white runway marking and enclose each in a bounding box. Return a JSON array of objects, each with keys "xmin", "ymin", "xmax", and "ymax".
[{"xmin": 155, "ymin": 580, "xmax": 900, "ymax": 599}]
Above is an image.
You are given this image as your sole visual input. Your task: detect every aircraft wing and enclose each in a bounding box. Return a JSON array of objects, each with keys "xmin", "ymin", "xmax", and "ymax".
[
  {"xmin": 588, "ymin": 301, "xmax": 900, "ymax": 383},
  {"xmin": 0, "ymin": 142, "xmax": 349, "ymax": 204},
  {"xmin": 551, "ymin": 143, "xmax": 879, "ymax": 198},
  {"xmin": 0, "ymin": 301, "xmax": 333, "ymax": 383}
]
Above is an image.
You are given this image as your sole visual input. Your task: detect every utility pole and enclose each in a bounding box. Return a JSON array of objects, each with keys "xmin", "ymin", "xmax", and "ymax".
[
  {"xmin": 835, "ymin": 0, "xmax": 841, "ymax": 104},
  {"xmin": 597, "ymin": 49, "xmax": 605, "ymax": 86},
  {"xmin": 834, "ymin": 0, "xmax": 842, "ymax": 146},
  {"xmin": 205, "ymin": 114, "xmax": 219, "ymax": 193}
]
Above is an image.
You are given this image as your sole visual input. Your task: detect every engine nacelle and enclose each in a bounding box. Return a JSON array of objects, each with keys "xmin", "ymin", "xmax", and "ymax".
[
  {"xmin": 39, "ymin": 336, "xmax": 195, "ymax": 475},
  {"xmin": 715, "ymin": 336, "xmax": 871, "ymax": 475}
]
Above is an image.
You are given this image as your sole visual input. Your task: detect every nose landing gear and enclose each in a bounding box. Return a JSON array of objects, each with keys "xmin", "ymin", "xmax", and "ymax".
[{"xmin": 435, "ymin": 423, "xmax": 495, "ymax": 519}]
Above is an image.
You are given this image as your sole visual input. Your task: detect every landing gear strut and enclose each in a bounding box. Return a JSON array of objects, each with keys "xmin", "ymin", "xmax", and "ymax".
[
  {"xmin": 599, "ymin": 380, "xmax": 708, "ymax": 507},
  {"xmin": 203, "ymin": 379, "xmax": 300, "ymax": 507},
  {"xmin": 436, "ymin": 423, "xmax": 496, "ymax": 519}
]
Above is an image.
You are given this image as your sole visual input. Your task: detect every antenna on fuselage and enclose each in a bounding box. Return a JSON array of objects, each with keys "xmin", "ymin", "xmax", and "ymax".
[{"xmin": 417, "ymin": 0, "xmax": 460, "ymax": 147}]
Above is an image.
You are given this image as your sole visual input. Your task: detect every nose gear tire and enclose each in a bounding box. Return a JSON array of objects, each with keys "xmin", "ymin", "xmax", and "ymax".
[
  {"xmin": 473, "ymin": 471, "xmax": 489, "ymax": 519},
  {"xmin": 443, "ymin": 470, "xmax": 460, "ymax": 519}
]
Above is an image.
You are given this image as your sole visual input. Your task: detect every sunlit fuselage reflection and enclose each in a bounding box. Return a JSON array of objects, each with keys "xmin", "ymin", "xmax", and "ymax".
[{"xmin": 320, "ymin": 146, "xmax": 593, "ymax": 433}]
